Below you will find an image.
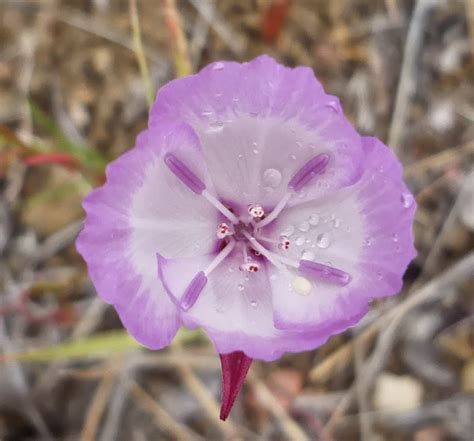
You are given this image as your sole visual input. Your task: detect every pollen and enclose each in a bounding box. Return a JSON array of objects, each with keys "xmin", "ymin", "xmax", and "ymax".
[
  {"xmin": 292, "ymin": 276, "xmax": 312, "ymax": 296},
  {"xmin": 248, "ymin": 204, "xmax": 265, "ymax": 219}
]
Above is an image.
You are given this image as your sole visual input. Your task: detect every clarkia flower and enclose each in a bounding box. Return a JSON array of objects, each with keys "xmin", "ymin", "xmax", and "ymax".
[{"xmin": 76, "ymin": 55, "xmax": 416, "ymax": 420}]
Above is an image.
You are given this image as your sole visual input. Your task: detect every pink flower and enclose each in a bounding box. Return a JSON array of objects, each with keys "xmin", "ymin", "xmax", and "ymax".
[{"xmin": 76, "ymin": 55, "xmax": 416, "ymax": 420}]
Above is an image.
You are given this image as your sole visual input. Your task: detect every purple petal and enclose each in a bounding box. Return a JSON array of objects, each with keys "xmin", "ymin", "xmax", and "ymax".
[
  {"xmin": 219, "ymin": 351, "xmax": 253, "ymax": 421},
  {"xmin": 266, "ymin": 136, "xmax": 416, "ymax": 331}
]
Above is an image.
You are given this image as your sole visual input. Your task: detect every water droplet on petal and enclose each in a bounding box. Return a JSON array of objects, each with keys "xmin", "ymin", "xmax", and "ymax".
[
  {"xmin": 238, "ymin": 284, "xmax": 245, "ymax": 291},
  {"xmin": 295, "ymin": 140, "xmax": 303, "ymax": 148},
  {"xmin": 212, "ymin": 62, "xmax": 225, "ymax": 71},
  {"xmin": 292, "ymin": 276, "xmax": 312, "ymax": 296},
  {"xmin": 316, "ymin": 233, "xmax": 331, "ymax": 249},
  {"xmin": 392, "ymin": 233, "xmax": 399, "ymax": 242},
  {"xmin": 325, "ymin": 99, "xmax": 341, "ymax": 113},
  {"xmin": 238, "ymin": 154, "xmax": 244, "ymax": 160},
  {"xmin": 299, "ymin": 221, "xmax": 310, "ymax": 232},
  {"xmin": 295, "ymin": 236, "xmax": 305, "ymax": 246},
  {"xmin": 376, "ymin": 271, "xmax": 383, "ymax": 280},
  {"xmin": 208, "ymin": 121, "xmax": 224, "ymax": 132},
  {"xmin": 308, "ymin": 143, "xmax": 317, "ymax": 150},
  {"xmin": 289, "ymin": 154, "xmax": 297, "ymax": 160},
  {"xmin": 302, "ymin": 249, "xmax": 315, "ymax": 260},
  {"xmin": 401, "ymin": 192, "xmax": 414, "ymax": 208},
  {"xmin": 333, "ymin": 218, "xmax": 341, "ymax": 228},
  {"xmin": 309, "ymin": 214, "xmax": 320, "ymax": 226},
  {"xmin": 365, "ymin": 238, "xmax": 372, "ymax": 247},
  {"xmin": 262, "ymin": 168, "xmax": 282, "ymax": 188},
  {"xmin": 202, "ymin": 110, "xmax": 213, "ymax": 116},
  {"xmin": 253, "ymin": 149, "xmax": 259, "ymax": 155},
  {"xmin": 281, "ymin": 225, "xmax": 295, "ymax": 237},
  {"xmin": 250, "ymin": 300, "xmax": 257, "ymax": 308}
]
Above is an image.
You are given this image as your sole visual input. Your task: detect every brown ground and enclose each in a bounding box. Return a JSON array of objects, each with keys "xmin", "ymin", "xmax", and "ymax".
[{"xmin": 0, "ymin": 0, "xmax": 473, "ymax": 440}]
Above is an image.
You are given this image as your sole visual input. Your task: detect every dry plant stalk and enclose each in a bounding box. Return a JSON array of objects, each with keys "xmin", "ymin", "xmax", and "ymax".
[
  {"xmin": 129, "ymin": 0, "xmax": 154, "ymax": 108},
  {"xmin": 164, "ymin": 0, "xmax": 192, "ymax": 77}
]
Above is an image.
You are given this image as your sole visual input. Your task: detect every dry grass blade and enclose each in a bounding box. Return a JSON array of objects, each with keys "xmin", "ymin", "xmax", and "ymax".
[
  {"xmin": 164, "ymin": 0, "xmax": 192, "ymax": 77},
  {"xmin": 388, "ymin": 0, "xmax": 438, "ymax": 155},
  {"xmin": 404, "ymin": 141, "xmax": 474, "ymax": 178},
  {"xmin": 80, "ymin": 362, "xmax": 117, "ymax": 441},
  {"xmin": 129, "ymin": 381, "xmax": 203, "ymax": 441},
  {"xmin": 248, "ymin": 373, "xmax": 310, "ymax": 441},
  {"xmin": 129, "ymin": 0, "xmax": 154, "ymax": 108}
]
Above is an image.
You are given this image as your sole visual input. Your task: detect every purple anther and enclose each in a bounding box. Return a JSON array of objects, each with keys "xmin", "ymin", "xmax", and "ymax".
[
  {"xmin": 288, "ymin": 153, "xmax": 330, "ymax": 192},
  {"xmin": 298, "ymin": 260, "xmax": 351, "ymax": 286},
  {"xmin": 164, "ymin": 153, "xmax": 206, "ymax": 194},
  {"xmin": 181, "ymin": 271, "xmax": 208, "ymax": 311}
]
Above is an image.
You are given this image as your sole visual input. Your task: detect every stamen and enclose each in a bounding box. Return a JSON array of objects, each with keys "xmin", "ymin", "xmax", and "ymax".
[
  {"xmin": 298, "ymin": 260, "xmax": 351, "ymax": 286},
  {"xmin": 180, "ymin": 240, "xmax": 236, "ymax": 311},
  {"xmin": 255, "ymin": 192, "xmax": 291, "ymax": 228},
  {"xmin": 248, "ymin": 204, "xmax": 265, "ymax": 219},
  {"xmin": 217, "ymin": 223, "xmax": 232, "ymax": 239},
  {"xmin": 164, "ymin": 153, "xmax": 206, "ymax": 194},
  {"xmin": 202, "ymin": 190, "xmax": 239, "ymax": 224},
  {"xmin": 242, "ymin": 230, "xmax": 298, "ymax": 269},
  {"xmin": 288, "ymin": 153, "xmax": 330, "ymax": 192},
  {"xmin": 256, "ymin": 235, "xmax": 291, "ymax": 250},
  {"xmin": 204, "ymin": 239, "xmax": 236, "ymax": 275},
  {"xmin": 181, "ymin": 272, "xmax": 207, "ymax": 311}
]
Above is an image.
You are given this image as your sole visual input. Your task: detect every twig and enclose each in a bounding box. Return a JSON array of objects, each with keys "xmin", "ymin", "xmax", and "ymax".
[
  {"xmin": 404, "ymin": 141, "xmax": 474, "ymax": 178},
  {"xmin": 353, "ymin": 337, "xmax": 374, "ymax": 441},
  {"xmin": 187, "ymin": 0, "xmax": 245, "ymax": 55},
  {"xmin": 129, "ymin": 0, "xmax": 154, "ymax": 108},
  {"xmin": 163, "ymin": 0, "xmax": 192, "ymax": 77},
  {"xmin": 323, "ymin": 252, "xmax": 474, "ymax": 433},
  {"xmin": 80, "ymin": 360, "xmax": 118, "ymax": 441},
  {"xmin": 247, "ymin": 373, "xmax": 310, "ymax": 441},
  {"xmin": 129, "ymin": 381, "xmax": 203, "ymax": 441},
  {"xmin": 388, "ymin": 0, "xmax": 438, "ymax": 155}
]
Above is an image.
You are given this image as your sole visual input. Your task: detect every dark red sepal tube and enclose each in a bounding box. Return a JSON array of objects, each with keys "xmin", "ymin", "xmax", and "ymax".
[{"xmin": 218, "ymin": 351, "xmax": 253, "ymax": 421}]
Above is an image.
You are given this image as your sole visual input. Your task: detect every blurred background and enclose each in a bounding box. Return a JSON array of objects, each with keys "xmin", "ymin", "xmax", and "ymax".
[{"xmin": 0, "ymin": 0, "xmax": 473, "ymax": 440}]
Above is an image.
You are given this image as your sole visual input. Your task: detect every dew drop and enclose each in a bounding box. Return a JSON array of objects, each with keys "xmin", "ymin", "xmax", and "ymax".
[
  {"xmin": 281, "ymin": 225, "xmax": 295, "ymax": 237},
  {"xmin": 228, "ymin": 267, "xmax": 235, "ymax": 273},
  {"xmin": 376, "ymin": 271, "xmax": 383, "ymax": 280},
  {"xmin": 401, "ymin": 192, "xmax": 414, "ymax": 209},
  {"xmin": 212, "ymin": 62, "xmax": 225, "ymax": 71},
  {"xmin": 208, "ymin": 121, "xmax": 224, "ymax": 132},
  {"xmin": 298, "ymin": 221, "xmax": 310, "ymax": 232},
  {"xmin": 238, "ymin": 154, "xmax": 244, "ymax": 160},
  {"xmin": 333, "ymin": 218, "xmax": 341, "ymax": 228},
  {"xmin": 253, "ymin": 149, "xmax": 259, "ymax": 155},
  {"xmin": 325, "ymin": 99, "xmax": 341, "ymax": 114},
  {"xmin": 365, "ymin": 238, "xmax": 372, "ymax": 247},
  {"xmin": 238, "ymin": 284, "xmax": 245, "ymax": 291},
  {"xmin": 316, "ymin": 233, "xmax": 331, "ymax": 249},
  {"xmin": 292, "ymin": 276, "xmax": 312, "ymax": 296},
  {"xmin": 296, "ymin": 140, "xmax": 303, "ymax": 148},
  {"xmin": 262, "ymin": 168, "xmax": 282, "ymax": 188},
  {"xmin": 301, "ymin": 249, "xmax": 315, "ymax": 260},
  {"xmin": 308, "ymin": 143, "xmax": 317, "ymax": 149},
  {"xmin": 392, "ymin": 233, "xmax": 399, "ymax": 243},
  {"xmin": 295, "ymin": 236, "xmax": 305, "ymax": 246},
  {"xmin": 250, "ymin": 300, "xmax": 258, "ymax": 308},
  {"xmin": 289, "ymin": 154, "xmax": 297, "ymax": 160},
  {"xmin": 309, "ymin": 214, "xmax": 320, "ymax": 226},
  {"xmin": 202, "ymin": 110, "xmax": 213, "ymax": 116}
]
